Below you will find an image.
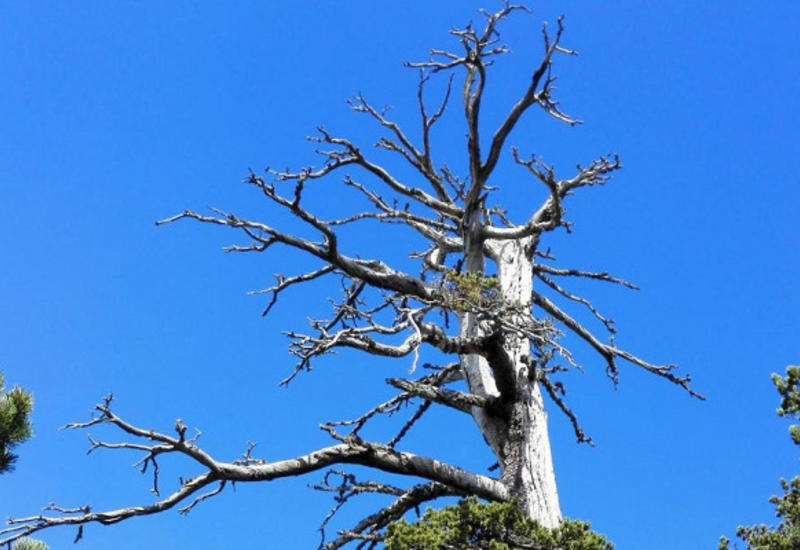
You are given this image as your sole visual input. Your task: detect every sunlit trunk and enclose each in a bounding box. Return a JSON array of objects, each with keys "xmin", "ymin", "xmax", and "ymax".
[{"xmin": 460, "ymin": 234, "xmax": 561, "ymax": 528}]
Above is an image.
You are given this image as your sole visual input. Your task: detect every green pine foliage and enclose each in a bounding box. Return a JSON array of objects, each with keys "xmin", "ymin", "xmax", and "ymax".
[
  {"xmin": 775, "ymin": 366, "xmax": 800, "ymax": 446},
  {"xmin": 1, "ymin": 373, "xmax": 49, "ymax": 550},
  {"xmin": 385, "ymin": 498, "xmax": 612, "ymax": 550},
  {"xmin": 719, "ymin": 366, "xmax": 800, "ymax": 549},
  {"xmin": 12, "ymin": 538, "xmax": 50, "ymax": 550},
  {"xmin": 438, "ymin": 269, "xmax": 501, "ymax": 311},
  {"xmin": 0, "ymin": 371, "xmax": 34, "ymax": 474}
]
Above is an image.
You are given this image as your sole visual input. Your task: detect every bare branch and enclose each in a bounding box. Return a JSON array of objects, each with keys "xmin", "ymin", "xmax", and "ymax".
[
  {"xmin": 536, "ymin": 273, "xmax": 616, "ymax": 334},
  {"xmin": 283, "ymin": 304, "xmax": 500, "ymax": 386},
  {"xmin": 418, "ymin": 72, "xmax": 454, "ymax": 183},
  {"xmin": 0, "ymin": 473, "xmax": 218, "ymax": 545},
  {"xmin": 387, "ymin": 378, "xmax": 487, "ymax": 414},
  {"xmin": 531, "ymin": 291, "xmax": 704, "ymax": 399},
  {"xmin": 349, "ymin": 94, "xmax": 424, "ymax": 170},
  {"xmin": 387, "ymin": 400, "xmax": 432, "ymax": 449},
  {"xmin": 349, "ymin": 92, "xmax": 454, "ymax": 205},
  {"xmin": 532, "ymin": 264, "xmax": 639, "ymax": 290},
  {"xmin": 178, "ymin": 481, "xmax": 226, "ymax": 515},
  {"xmin": 321, "ymin": 481, "xmax": 461, "ymax": 550},
  {"xmin": 535, "ymin": 370, "xmax": 592, "ymax": 445},
  {"xmin": 483, "ymin": 153, "xmax": 622, "ymax": 239},
  {"xmin": 326, "ymin": 363, "xmax": 461, "ymax": 438},
  {"xmin": 308, "ymin": 128, "xmax": 462, "ymax": 219},
  {"xmin": 313, "ymin": 471, "xmax": 405, "ymax": 548},
  {"xmin": 1, "ymin": 395, "xmax": 508, "ymax": 547},
  {"xmin": 340, "ymin": 177, "xmax": 462, "ymax": 245},
  {"xmin": 250, "ymin": 265, "xmax": 336, "ymax": 317},
  {"xmin": 482, "ymin": 15, "xmax": 578, "ymax": 181},
  {"xmin": 156, "ymin": 209, "xmax": 434, "ymax": 302}
]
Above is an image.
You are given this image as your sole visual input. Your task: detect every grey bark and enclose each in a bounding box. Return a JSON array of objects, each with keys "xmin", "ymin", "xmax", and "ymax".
[
  {"xmin": 494, "ymin": 238, "xmax": 560, "ymax": 527},
  {"xmin": 461, "ymin": 236, "xmax": 561, "ymax": 528}
]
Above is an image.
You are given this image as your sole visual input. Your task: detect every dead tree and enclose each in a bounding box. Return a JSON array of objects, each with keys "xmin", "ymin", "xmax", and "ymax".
[{"xmin": 1, "ymin": 4, "xmax": 702, "ymax": 548}]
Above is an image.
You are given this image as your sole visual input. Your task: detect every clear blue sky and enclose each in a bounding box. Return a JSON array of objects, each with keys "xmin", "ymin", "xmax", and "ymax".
[{"xmin": 1, "ymin": 1, "xmax": 798, "ymax": 548}]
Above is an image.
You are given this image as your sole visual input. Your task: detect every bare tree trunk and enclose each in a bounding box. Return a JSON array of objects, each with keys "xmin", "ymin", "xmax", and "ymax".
[
  {"xmin": 460, "ymin": 228, "xmax": 561, "ymax": 527},
  {"xmin": 495, "ymin": 237, "xmax": 561, "ymax": 528}
]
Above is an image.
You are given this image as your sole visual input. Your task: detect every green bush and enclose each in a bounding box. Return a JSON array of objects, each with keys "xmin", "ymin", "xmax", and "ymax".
[{"xmin": 386, "ymin": 497, "xmax": 612, "ymax": 550}]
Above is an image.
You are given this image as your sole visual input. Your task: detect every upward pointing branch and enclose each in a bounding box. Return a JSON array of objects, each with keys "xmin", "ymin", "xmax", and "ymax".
[{"xmin": 482, "ymin": 16, "xmax": 578, "ymax": 182}]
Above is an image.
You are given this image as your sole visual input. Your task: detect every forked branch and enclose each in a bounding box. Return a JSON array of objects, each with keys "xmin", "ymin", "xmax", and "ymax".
[{"xmin": 0, "ymin": 396, "xmax": 507, "ymax": 547}]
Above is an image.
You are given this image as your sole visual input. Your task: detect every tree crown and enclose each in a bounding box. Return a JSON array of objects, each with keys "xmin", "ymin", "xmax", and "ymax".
[{"xmin": 0, "ymin": 4, "xmax": 700, "ymax": 547}]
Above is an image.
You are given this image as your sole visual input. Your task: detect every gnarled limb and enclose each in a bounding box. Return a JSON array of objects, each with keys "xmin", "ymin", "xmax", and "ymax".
[
  {"xmin": 482, "ymin": 153, "xmax": 622, "ymax": 240},
  {"xmin": 157, "ymin": 209, "xmax": 433, "ymax": 301},
  {"xmin": 0, "ymin": 396, "xmax": 508, "ymax": 547}
]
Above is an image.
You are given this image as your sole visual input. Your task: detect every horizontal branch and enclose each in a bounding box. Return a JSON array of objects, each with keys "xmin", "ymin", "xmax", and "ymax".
[
  {"xmin": 285, "ymin": 313, "xmax": 497, "ymax": 383},
  {"xmin": 214, "ymin": 442, "xmax": 508, "ymax": 500},
  {"xmin": 0, "ymin": 398, "xmax": 508, "ymax": 546},
  {"xmin": 157, "ymin": 209, "xmax": 434, "ymax": 302},
  {"xmin": 0, "ymin": 473, "xmax": 218, "ymax": 544},
  {"xmin": 532, "ymin": 264, "xmax": 639, "ymax": 290},
  {"xmin": 386, "ymin": 378, "xmax": 487, "ymax": 414}
]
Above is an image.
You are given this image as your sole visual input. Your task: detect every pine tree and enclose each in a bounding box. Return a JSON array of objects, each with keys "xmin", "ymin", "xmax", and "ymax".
[
  {"xmin": 1, "ymin": 372, "xmax": 48, "ymax": 550},
  {"xmin": 719, "ymin": 367, "xmax": 800, "ymax": 549},
  {"xmin": 385, "ymin": 497, "xmax": 612, "ymax": 550},
  {"xmin": 0, "ymin": 371, "xmax": 34, "ymax": 475}
]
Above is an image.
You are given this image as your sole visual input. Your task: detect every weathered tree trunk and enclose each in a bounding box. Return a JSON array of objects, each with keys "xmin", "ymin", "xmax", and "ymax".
[
  {"xmin": 460, "ymin": 228, "xmax": 561, "ymax": 527},
  {"xmin": 495, "ymin": 238, "xmax": 561, "ymax": 527}
]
